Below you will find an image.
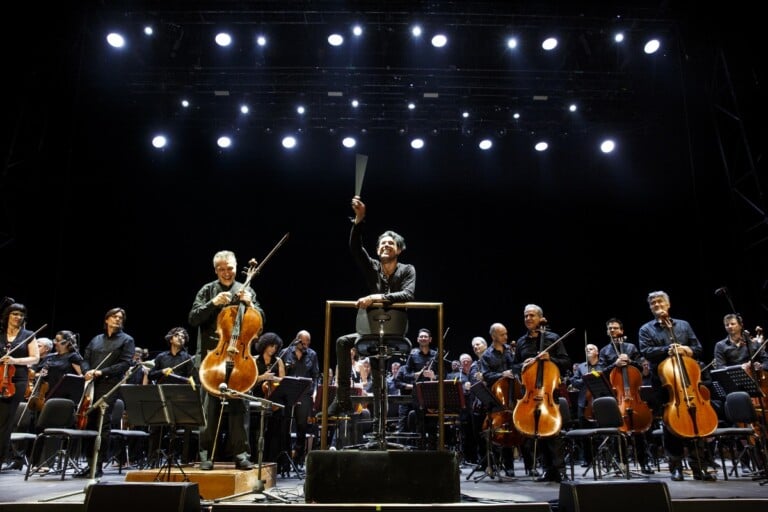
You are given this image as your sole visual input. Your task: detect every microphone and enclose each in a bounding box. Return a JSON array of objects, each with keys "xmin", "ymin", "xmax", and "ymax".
[{"xmin": 714, "ymin": 287, "xmax": 728, "ymax": 296}]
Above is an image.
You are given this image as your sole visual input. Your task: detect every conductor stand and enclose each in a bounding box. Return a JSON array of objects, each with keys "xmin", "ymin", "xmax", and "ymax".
[
  {"xmin": 466, "ymin": 382, "xmax": 514, "ymax": 482},
  {"xmin": 270, "ymin": 376, "xmax": 312, "ymax": 478},
  {"xmin": 351, "ymin": 308, "xmax": 411, "ymax": 450},
  {"xmin": 212, "ymin": 387, "xmax": 288, "ymax": 503}
]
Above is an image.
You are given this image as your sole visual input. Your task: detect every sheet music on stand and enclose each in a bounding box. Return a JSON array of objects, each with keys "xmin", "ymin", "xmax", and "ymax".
[
  {"xmin": 583, "ymin": 371, "xmax": 614, "ymax": 399},
  {"xmin": 711, "ymin": 366, "xmax": 763, "ymax": 398},
  {"xmin": 416, "ymin": 380, "xmax": 465, "ymax": 413}
]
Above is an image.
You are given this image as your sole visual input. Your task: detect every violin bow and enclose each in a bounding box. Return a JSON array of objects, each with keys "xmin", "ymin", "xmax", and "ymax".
[
  {"xmin": 245, "ymin": 232, "xmax": 290, "ymax": 283},
  {"xmin": 2, "ymin": 324, "xmax": 48, "ymax": 358},
  {"xmin": 538, "ymin": 327, "xmax": 576, "ymax": 357}
]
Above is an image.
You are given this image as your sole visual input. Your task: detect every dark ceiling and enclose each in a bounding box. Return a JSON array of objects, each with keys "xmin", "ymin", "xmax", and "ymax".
[{"xmin": 1, "ymin": 1, "xmax": 765, "ymax": 365}]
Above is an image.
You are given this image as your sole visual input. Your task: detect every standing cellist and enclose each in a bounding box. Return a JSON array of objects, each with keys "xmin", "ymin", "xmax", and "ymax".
[
  {"xmin": 638, "ymin": 290, "xmax": 716, "ymax": 481},
  {"xmin": 598, "ymin": 318, "xmax": 654, "ymax": 475},
  {"xmin": 189, "ymin": 250, "xmax": 263, "ymax": 471},
  {"xmin": 511, "ymin": 304, "xmax": 571, "ymax": 483}
]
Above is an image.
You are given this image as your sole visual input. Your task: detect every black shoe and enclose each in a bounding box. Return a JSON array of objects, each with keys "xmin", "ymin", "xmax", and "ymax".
[
  {"xmin": 641, "ymin": 464, "xmax": 655, "ymax": 475},
  {"xmin": 236, "ymin": 459, "xmax": 254, "ymax": 470},
  {"xmin": 327, "ymin": 398, "xmax": 353, "ymax": 417},
  {"xmin": 74, "ymin": 467, "xmax": 103, "ymax": 479},
  {"xmin": 504, "ymin": 469, "xmax": 515, "ymax": 477},
  {"xmin": 535, "ymin": 471, "xmax": 561, "ymax": 483},
  {"xmin": 692, "ymin": 471, "xmax": 716, "ymax": 481},
  {"xmin": 670, "ymin": 468, "xmax": 684, "ymax": 481}
]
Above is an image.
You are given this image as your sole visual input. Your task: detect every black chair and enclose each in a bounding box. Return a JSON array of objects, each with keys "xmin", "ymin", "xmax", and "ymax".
[
  {"xmin": 710, "ymin": 391, "xmax": 760, "ymax": 480},
  {"xmin": 563, "ymin": 396, "xmax": 629, "ymax": 480},
  {"xmin": 106, "ymin": 398, "xmax": 150, "ymax": 473},
  {"xmin": 24, "ymin": 398, "xmax": 99, "ymax": 480}
]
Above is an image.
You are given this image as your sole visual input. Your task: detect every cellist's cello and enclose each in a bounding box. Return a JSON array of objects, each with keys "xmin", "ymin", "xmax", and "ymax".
[
  {"xmin": 513, "ymin": 328, "xmax": 575, "ymax": 439},
  {"xmin": 608, "ymin": 337, "xmax": 653, "ymax": 434},
  {"xmin": 657, "ymin": 317, "xmax": 718, "ymax": 439}
]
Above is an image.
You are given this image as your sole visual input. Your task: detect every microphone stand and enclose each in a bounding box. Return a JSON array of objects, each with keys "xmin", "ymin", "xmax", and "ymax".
[
  {"xmin": 212, "ymin": 387, "xmax": 288, "ymax": 503},
  {"xmin": 42, "ymin": 363, "xmax": 145, "ymax": 501}
]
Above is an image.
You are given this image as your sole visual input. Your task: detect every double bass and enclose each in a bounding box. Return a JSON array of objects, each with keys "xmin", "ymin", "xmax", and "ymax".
[
  {"xmin": 657, "ymin": 318, "xmax": 718, "ymax": 438},
  {"xmin": 608, "ymin": 338, "xmax": 653, "ymax": 434},
  {"xmin": 199, "ymin": 259, "xmax": 262, "ymax": 397},
  {"xmin": 513, "ymin": 328, "xmax": 575, "ymax": 438}
]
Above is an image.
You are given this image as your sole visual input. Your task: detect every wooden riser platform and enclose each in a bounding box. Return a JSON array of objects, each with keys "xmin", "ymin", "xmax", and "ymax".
[{"xmin": 124, "ymin": 463, "xmax": 276, "ymax": 500}]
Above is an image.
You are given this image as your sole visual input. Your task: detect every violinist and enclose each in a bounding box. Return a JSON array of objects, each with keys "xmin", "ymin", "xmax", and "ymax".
[
  {"xmin": 328, "ymin": 195, "xmax": 416, "ymax": 418},
  {"xmin": 570, "ymin": 343, "xmax": 604, "ymax": 469},
  {"xmin": 398, "ymin": 328, "xmax": 437, "ymax": 446},
  {"xmin": 0, "ymin": 303, "xmax": 40, "ymax": 471},
  {"xmin": 480, "ymin": 322, "xmax": 518, "ymax": 477},
  {"xmin": 283, "ymin": 329, "xmax": 320, "ymax": 467},
  {"xmin": 638, "ymin": 290, "xmax": 715, "ymax": 481},
  {"xmin": 468, "ymin": 336, "xmax": 489, "ymax": 466},
  {"xmin": 597, "ymin": 319, "xmax": 654, "ymax": 475},
  {"xmin": 189, "ymin": 250, "xmax": 263, "ymax": 471},
  {"xmin": 148, "ymin": 327, "xmax": 195, "ymax": 384},
  {"xmin": 75, "ymin": 307, "xmax": 135, "ymax": 479},
  {"xmin": 244, "ymin": 332, "xmax": 283, "ymax": 469},
  {"xmin": 511, "ymin": 304, "xmax": 571, "ymax": 483},
  {"xmin": 35, "ymin": 331, "xmax": 83, "ymax": 398}
]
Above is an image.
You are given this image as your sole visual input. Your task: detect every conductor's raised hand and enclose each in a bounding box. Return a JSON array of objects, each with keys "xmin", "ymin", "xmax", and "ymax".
[{"xmin": 351, "ymin": 195, "xmax": 366, "ymax": 224}]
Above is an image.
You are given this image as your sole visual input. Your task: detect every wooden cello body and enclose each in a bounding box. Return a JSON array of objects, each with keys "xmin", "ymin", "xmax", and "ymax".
[
  {"xmin": 199, "ymin": 303, "xmax": 261, "ymax": 397},
  {"xmin": 512, "ymin": 358, "xmax": 562, "ymax": 438},
  {"xmin": 658, "ymin": 349, "xmax": 718, "ymax": 438},
  {"xmin": 484, "ymin": 376, "xmax": 524, "ymax": 446},
  {"xmin": 610, "ymin": 364, "xmax": 653, "ymax": 433}
]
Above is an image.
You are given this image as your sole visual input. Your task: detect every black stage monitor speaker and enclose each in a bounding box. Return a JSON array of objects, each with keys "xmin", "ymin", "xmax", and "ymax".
[
  {"xmin": 558, "ymin": 481, "xmax": 671, "ymax": 512},
  {"xmin": 305, "ymin": 450, "xmax": 460, "ymax": 503},
  {"xmin": 85, "ymin": 482, "xmax": 200, "ymax": 512}
]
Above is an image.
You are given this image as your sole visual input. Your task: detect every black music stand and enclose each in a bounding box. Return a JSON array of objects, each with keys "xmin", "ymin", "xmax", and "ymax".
[
  {"xmin": 270, "ymin": 376, "xmax": 312, "ymax": 478},
  {"xmin": 583, "ymin": 372, "xmax": 614, "ymax": 400},
  {"xmin": 465, "ymin": 381, "xmax": 514, "ymax": 482},
  {"xmin": 47, "ymin": 373, "xmax": 85, "ymax": 402},
  {"xmin": 120, "ymin": 384, "xmax": 204, "ymax": 482},
  {"xmin": 712, "ymin": 366, "xmax": 763, "ymax": 398}
]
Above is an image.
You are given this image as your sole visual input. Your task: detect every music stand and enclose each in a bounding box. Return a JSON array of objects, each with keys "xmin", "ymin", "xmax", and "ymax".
[
  {"xmin": 465, "ymin": 382, "xmax": 513, "ymax": 482},
  {"xmin": 47, "ymin": 373, "xmax": 85, "ymax": 402},
  {"xmin": 712, "ymin": 366, "xmax": 763, "ymax": 398},
  {"xmin": 583, "ymin": 372, "xmax": 614, "ymax": 399},
  {"xmin": 270, "ymin": 376, "xmax": 312, "ymax": 478},
  {"xmin": 120, "ymin": 384, "xmax": 204, "ymax": 482}
]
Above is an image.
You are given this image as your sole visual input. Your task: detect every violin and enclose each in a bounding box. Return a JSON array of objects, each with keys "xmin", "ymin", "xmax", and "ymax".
[
  {"xmin": 657, "ymin": 318, "xmax": 718, "ymax": 438},
  {"xmin": 0, "ymin": 362, "xmax": 15, "ymax": 398},
  {"xmin": 1, "ymin": 324, "xmax": 47, "ymax": 398},
  {"xmin": 512, "ymin": 328, "xmax": 575, "ymax": 438},
  {"xmin": 76, "ymin": 353, "xmax": 113, "ymax": 429},
  {"xmin": 27, "ymin": 368, "xmax": 50, "ymax": 412}
]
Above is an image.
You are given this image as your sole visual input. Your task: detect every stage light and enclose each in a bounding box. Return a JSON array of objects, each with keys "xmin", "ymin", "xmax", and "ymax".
[
  {"xmin": 342, "ymin": 137, "xmax": 357, "ymax": 148},
  {"xmin": 215, "ymin": 32, "xmax": 232, "ymax": 47},
  {"xmin": 478, "ymin": 139, "xmax": 493, "ymax": 150},
  {"xmin": 328, "ymin": 34, "xmax": 343, "ymax": 46},
  {"xmin": 217, "ymin": 136, "xmax": 232, "ymax": 149},
  {"xmin": 410, "ymin": 138, "xmax": 424, "ymax": 149},
  {"xmin": 600, "ymin": 139, "xmax": 616, "ymax": 153},
  {"xmin": 151, "ymin": 135, "xmax": 167, "ymax": 149},
  {"xmin": 282, "ymin": 136, "xmax": 297, "ymax": 149},
  {"xmin": 644, "ymin": 38, "xmax": 661, "ymax": 54},
  {"xmin": 542, "ymin": 37, "xmax": 558, "ymax": 51},
  {"xmin": 106, "ymin": 33, "xmax": 125, "ymax": 48},
  {"xmin": 431, "ymin": 34, "xmax": 447, "ymax": 48},
  {"xmin": 534, "ymin": 141, "xmax": 549, "ymax": 152}
]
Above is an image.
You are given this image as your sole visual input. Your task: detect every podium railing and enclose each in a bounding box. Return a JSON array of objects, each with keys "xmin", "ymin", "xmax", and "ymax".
[{"xmin": 320, "ymin": 300, "xmax": 445, "ymax": 450}]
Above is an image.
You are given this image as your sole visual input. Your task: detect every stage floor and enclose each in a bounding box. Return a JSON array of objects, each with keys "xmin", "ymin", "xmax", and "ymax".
[{"xmin": 1, "ymin": 457, "xmax": 766, "ymax": 509}]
